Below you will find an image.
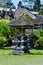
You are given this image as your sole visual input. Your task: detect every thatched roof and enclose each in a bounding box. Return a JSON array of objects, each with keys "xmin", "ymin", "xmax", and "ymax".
[
  {"xmin": 14, "ymin": 7, "xmax": 36, "ymax": 19},
  {"xmin": 8, "ymin": 18, "xmax": 33, "ymax": 28}
]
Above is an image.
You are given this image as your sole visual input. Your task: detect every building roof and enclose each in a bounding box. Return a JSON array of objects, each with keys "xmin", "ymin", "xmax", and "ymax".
[
  {"xmin": 14, "ymin": 7, "xmax": 36, "ymax": 19},
  {"xmin": 8, "ymin": 17, "xmax": 33, "ymax": 28}
]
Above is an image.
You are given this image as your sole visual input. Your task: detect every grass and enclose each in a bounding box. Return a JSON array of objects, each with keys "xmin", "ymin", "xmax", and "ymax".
[{"xmin": 0, "ymin": 47, "xmax": 43, "ymax": 65}]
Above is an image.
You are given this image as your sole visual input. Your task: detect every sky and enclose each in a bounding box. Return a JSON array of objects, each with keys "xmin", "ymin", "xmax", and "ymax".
[
  {"xmin": 12, "ymin": 0, "xmax": 22, "ymax": 8},
  {"xmin": 12, "ymin": 0, "xmax": 43, "ymax": 8}
]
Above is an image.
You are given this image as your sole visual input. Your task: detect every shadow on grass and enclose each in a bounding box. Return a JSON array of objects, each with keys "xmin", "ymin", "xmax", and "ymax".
[
  {"xmin": 29, "ymin": 52, "xmax": 43, "ymax": 55},
  {"xmin": 0, "ymin": 47, "xmax": 13, "ymax": 50},
  {"xmin": 9, "ymin": 52, "xmax": 43, "ymax": 55},
  {"xmin": 9, "ymin": 51, "xmax": 43, "ymax": 55}
]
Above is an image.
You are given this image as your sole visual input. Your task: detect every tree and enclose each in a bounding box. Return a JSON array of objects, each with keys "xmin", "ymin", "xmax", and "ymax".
[
  {"xmin": 38, "ymin": 10, "xmax": 43, "ymax": 15},
  {"xmin": 33, "ymin": 0, "xmax": 41, "ymax": 11},
  {"xmin": 6, "ymin": 2, "xmax": 16, "ymax": 9},
  {"xmin": 33, "ymin": 3, "xmax": 37, "ymax": 11},
  {"xmin": 18, "ymin": 1, "xmax": 22, "ymax": 8},
  {"xmin": 23, "ymin": 0, "xmax": 41, "ymax": 11},
  {"xmin": 22, "ymin": 0, "xmax": 28, "ymax": 2},
  {"xmin": 36, "ymin": 0, "xmax": 40, "ymax": 11}
]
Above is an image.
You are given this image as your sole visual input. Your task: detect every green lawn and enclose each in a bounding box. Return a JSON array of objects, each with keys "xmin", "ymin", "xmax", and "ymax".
[{"xmin": 0, "ymin": 47, "xmax": 43, "ymax": 65}]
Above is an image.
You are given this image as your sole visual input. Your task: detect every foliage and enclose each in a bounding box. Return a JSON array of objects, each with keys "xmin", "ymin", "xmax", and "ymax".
[
  {"xmin": 0, "ymin": 19, "xmax": 10, "ymax": 24},
  {"xmin": 33, "ymin": 3, "xmax": 37, "ymax": 11},
  {"xmin": 33, "ymin": 0, "xmax": 40, "ymax": 11},
  {"xmin": 40, "ymin": 30, "xmax": 43, "ymax": 36},
  {"xmin": 0, "ymin": 19, "xmax": 19, "ymax": 47},
  {"xmin": 23, "ymin": 0, "xmax": 40, "ymax": 11},
  {"xmin": 31, "ymin": 34, "xmax": 39, "ymax": 41},
  {"xmin": 6, "ymin": 2, "xmax": 16, "ymax": 9},
  {"xmin": 0, "ymin": 19, "xmax": 19, "ymax": 38},
  {"xmin": 0, "ymin": 36, "xmax": 6, "ymax": 46},
  {"xmin": 38, "ymin": 10, "xmax": 43, "ymax": 15},
  {"xmin": 18, "ymin": 1, "xmax": 22, "ymax": 8},
  {"xmin": 0, "ymin": 22, "xmax": 19, "ymax": 38},
  {"xmin": 37, "ymin": 37, "xmax": 43, "ymax": 46},
  {"xmin": 36, "ymin": 0, "xmax": 40, "ymax": 11},
  {"xmin": 0, "ymin": 22, "xmax": 11, "ymax": 38},
  {"xmin": 0, "ymin": 19, "xmax": 11, "ymax": 37},
  {"xmin": 29, "ymin": 34, "xmax": 39, "ymax": 47},
  {"xmin": 10, "ymin": 27, "xmax": 19, "ymax": 37}
]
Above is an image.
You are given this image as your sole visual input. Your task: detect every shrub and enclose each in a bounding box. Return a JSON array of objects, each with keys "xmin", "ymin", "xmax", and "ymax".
[
  {"xmin": 0, "ymin": 20, "xmax": 19, "ymax": 47},
  {"xmin": 31, "ymin": 34, "xmax": 39, "ymax": 41},
  {"xmin": 0, "ymin": 36, "xmax": 6, "ymax": 48},
  {"xmin": 0, "ymin": 22, "xmax": 11, "ymax": 38},
  {"xmin": 0, "ymin": 21, "xmax": 19, "ymax": 39},
  {"xmin": 40, "ymin": 30, "xmax": 43, "ymax": 36},
  {"xmin": 29, "ymin": 34, "xmax": 39, "ymax": 47},
  {"xmin": 0, "ymin": 19, "xmax": 10, "ymax": 24},
  {"xmin": 38, "ymin": 10, "xmax": 43, "ymax": 15},
  {"xmin": 37, "ymin": 37, "xmax": 43, "ymax": 46}
]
